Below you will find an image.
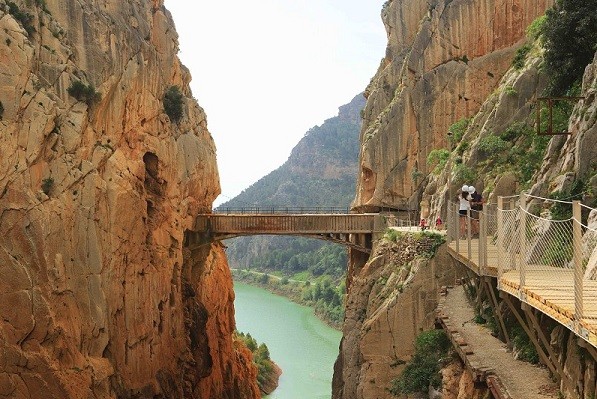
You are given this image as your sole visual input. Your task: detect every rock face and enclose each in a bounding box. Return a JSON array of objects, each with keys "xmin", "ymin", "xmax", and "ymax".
[
  {"xmin": 529, "ymin": 50, "xmax": 597, "ymax": 198},
  {"xmin": 332, "ymin": 235, "xmax": 465, "ymax": 399},
  {"xmin": 354, "ymin": 0, "xmax": 553, "ymax": 211},
  {"xmin": 0, "ymin": 1, "xmax": 258, "ymax": 398}
]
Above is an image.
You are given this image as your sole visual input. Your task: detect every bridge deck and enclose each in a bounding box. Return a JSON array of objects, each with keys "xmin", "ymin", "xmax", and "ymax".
[
  {"xmin": 195, "ymin": 213, "xmax": 381, "ymax": 234},
  {"xmin": 190, "ymin": 213, "xmax": 386, "ymax": 254},
  {"xmin": 448, "ymin": 239, "xmax": 597, "ymax": 346}
]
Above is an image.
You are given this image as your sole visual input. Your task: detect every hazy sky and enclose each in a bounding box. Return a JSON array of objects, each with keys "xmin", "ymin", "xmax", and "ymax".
[{"xmin": 164, "ymin": 1, "xmax": 387, "ymax": 206}]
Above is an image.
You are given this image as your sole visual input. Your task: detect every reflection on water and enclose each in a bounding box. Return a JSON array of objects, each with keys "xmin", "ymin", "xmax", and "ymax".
[{"xmin": 233, "ymin": 281, "xmax": 342, "ymax": 399}]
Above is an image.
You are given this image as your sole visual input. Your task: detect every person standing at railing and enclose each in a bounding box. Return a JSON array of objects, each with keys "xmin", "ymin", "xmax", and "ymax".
[
  {"xmin": 469, "ymin": 186, "xmax": 483, "ymax": 237},
  {"xmin": 459, "ymin": 185, "xmax": 471, "ymax": 238}
]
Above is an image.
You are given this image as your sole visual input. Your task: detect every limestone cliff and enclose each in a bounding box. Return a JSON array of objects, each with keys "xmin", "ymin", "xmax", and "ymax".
[
  {"xmin": 528, "ymin": 50, "xmax": 597, "ymax": 202},
  {"xmin": 354, "ymin": 0, "xmax": 552, "ymax": 212},
  {"xmin": 332, "ymin": 234, "xmax": 466, "ymax": 399},
  {"xmin": 0, "ymin": 0, "xmax": 258, "ymax": 398}
]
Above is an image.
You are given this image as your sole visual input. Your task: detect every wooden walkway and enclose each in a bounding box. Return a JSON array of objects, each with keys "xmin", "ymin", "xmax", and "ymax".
[{"xmin": 448, "ymin": 238, "xmax": 597, "ymax": 346}]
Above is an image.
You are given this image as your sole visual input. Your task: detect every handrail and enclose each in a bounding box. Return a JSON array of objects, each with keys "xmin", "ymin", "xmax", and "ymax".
[
  {"xmin": 447, "ymin": 194, "xmax": 597, "ymax": 345},
  {"xmin": 213, "ymin": 206, "xmax": 353, "ymax": 214}
]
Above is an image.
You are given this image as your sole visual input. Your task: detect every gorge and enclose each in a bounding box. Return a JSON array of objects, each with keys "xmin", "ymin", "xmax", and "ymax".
[{"xmin": 1, "ymin": 0, "xmax": 597, "ymax": 398}]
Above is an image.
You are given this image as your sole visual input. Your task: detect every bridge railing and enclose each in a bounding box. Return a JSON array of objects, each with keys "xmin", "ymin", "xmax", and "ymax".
[
  {"xmin": 213, "ymin": 206, "xmax": 353, "ymax": 214},
  {"xmin": 212, "ymin": 206, "xmax": 409, "ymax": 215}
]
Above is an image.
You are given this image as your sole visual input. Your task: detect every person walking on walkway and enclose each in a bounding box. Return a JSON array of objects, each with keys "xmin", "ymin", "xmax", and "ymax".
[{"xmin": 459, "ymin": 185, "xmax": 471, "ymax": 238}]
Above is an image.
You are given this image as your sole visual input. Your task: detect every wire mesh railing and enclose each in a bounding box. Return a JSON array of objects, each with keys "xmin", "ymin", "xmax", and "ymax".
[{"xmin": 448, "ymin": 192, "xmax": 597, "ymax": 340}]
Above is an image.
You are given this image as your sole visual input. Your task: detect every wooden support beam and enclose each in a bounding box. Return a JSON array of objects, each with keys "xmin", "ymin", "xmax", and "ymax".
[
  {"xmin": 476, "ymin": 276, "xmax": 486, "ymax": 311},
  {"xmin": 503, "ymin": 295, "xmax": 557, "ymax": 377},
  {"xmin": 522, "ymin": 304, "xmax": 562, "ymax": 380},
  {"xmin": 484, "ymin": 277, "xmax": 511, "ymax": 347}
]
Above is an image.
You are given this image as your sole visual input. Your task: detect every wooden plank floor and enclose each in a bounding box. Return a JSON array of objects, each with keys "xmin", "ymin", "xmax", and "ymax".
[{"xmin": 448, "ymin": 238, "xmax": 597, "ymax": 346}]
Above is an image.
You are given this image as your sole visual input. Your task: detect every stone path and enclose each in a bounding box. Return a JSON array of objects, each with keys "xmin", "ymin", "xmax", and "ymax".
[{"xmin": 438, "ymin": 285, "xmax": 559, "ymax": 399}]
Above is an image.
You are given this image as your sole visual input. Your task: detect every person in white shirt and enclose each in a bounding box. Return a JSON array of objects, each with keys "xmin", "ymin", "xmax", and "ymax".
[{"xmin": 458, "ymin": 185, "xmax": 471, "ymax": 237}]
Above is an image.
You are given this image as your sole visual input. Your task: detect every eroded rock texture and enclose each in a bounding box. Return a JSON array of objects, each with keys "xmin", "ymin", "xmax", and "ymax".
[
  {"xmin": 333, "ymin": 236, "xmax": 464, "ymax": 399},
  {"xmin": 0, "ymin": 1, "xmax": 258, "ymax": 398},
  {"xmin": 354, "ymin": 0, "xmax": 552, "ymax": 211}
]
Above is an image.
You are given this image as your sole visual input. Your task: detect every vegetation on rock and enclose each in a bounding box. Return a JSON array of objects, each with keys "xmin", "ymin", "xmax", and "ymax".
[
  {"xmin": 235, "ymin": 331, "xmax": 279, "ymax": 393},
  {"xmin": 0, "ymin": 101, "xmax": 4, "ymax": 120},
  {"xmin": 6, "ymin": 1, "xmax": 35, "ymax": 36},
  {"xmin": 41, "ymin": 177, "xmax": 54, "ymax": 195},
  {"xmin": 163, "ymin": 85, "xmax": 184, "ymax": 123},
  {"xmin": 512, "ymin": 43, "xmax": 532, "ymax": 70},
  {"xmin": 384, "ymin": 230, "xmax": 445, "ymax": 259},
  {"xmin": 67, "ymin": 81, "xmax": 101, "ymax": 106},
  {"xmin": 447, "ymin": 118, "xmax": 470, "ymax": 148},
  {"xmin": 389, "ymin": 329, "xmax": 452, "ymax": 395},
  {"xmin": 427, "ymin": 149, "xmax": 450, "ymax": 175}
]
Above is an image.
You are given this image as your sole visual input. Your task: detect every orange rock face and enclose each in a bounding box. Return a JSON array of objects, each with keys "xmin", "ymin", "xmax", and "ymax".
[
  {"xmin": 0, "ymin": 1, "xmax": 258, "ymax": 398},
  {"xmin": 354, "ymin": 0, "xmax": 553, "ymax": 210}
]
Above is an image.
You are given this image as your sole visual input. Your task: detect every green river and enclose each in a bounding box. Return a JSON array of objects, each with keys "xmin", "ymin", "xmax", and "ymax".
[{"xmin": 233, "ymin": 281, "xmax": 342, "ymax": 399}]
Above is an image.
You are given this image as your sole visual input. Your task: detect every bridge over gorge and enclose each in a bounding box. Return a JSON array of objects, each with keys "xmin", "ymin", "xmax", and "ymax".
[
  {"xmin": 185, "ymin": 207, "xmax": 394, "ymax": 255},
  {"xmin": 185, "ymin": 196, "xmax": 597, "ymax": 389},
  {"xmin": 445, "ymin": 192, "xmax": 597, "ymax": 374}
]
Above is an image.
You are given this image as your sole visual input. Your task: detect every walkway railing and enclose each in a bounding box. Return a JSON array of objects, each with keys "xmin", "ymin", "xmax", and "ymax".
[{"xmin": 447, "ymin": 194, "xmax": 597, "ymax": 343}]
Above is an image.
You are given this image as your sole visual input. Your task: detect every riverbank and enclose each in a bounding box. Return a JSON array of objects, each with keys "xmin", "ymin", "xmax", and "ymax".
[
  {"xmin": 231, "ymin": 269, "xmax": 343, "ymax": 330},
  {"xmin": 234, "ymin": 282, "xmax": 342, "ymax": 399}
]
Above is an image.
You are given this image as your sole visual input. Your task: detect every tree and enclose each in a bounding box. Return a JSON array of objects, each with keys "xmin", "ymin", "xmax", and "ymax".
[{"xmin": 542, "ymin": 0, "xmax": 597, "ymax": 95}]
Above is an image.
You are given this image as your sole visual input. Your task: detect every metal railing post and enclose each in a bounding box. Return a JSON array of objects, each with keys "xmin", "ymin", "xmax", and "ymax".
[
  {"xmin": 497, "ymin": 197, "xmax": 504, "ymax": 287},
  {"xmin": 455, "ymin": 203, "xmax": 460, "ymax": 254},
  {"xmin": 573, "ymin": 200, "xmax": 583, "ymax": 326},
  {"xmin": 519, "ymin": 194, "xmax": 527, "ymax": 299},
  {"xmin": 467, "ymin": 208, "xmax": 472, "ymax": 262},
  {"xmin": 479, "ymin": 211, "xmax": 486, "ymax": 275},
  {"xmin": 447, "ymin": 202, "xmax": 453, "ymax": 244}
]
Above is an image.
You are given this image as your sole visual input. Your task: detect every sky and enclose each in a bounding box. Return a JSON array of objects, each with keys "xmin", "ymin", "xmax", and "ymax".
[{"xmin": 164, "ymin": 1, "xmax": 387, "ymax": 206}]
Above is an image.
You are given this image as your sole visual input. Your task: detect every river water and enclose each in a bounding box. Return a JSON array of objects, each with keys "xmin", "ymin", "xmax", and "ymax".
[{"xmin": 233, "ymin": 281, "xmax": 342, "ymax": 399}]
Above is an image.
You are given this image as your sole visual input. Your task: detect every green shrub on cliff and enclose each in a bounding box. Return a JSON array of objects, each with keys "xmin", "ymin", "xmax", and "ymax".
[
  {"xmin": 235, "ymin": 331, "xmax": 277, "ymax": 391},
  {"xmin": 6, "ymin": 1, "xmax": 35, "ymax": 36},
  {"xmin": 0, "ymin": 101, "xmax": 4, "ymax": 120},
  {"xmin": 67, "ymin": 80, "xmax": 101, "ymax": 106},
  {"xmin": 427, "ymin": 149, "xmax": 450, "ymax": 175},
  {"xmin": 447, "ymin": 118, "xmax": 471, "ymax": 147},
  {"xmin": 389, "ymin": 329, "xmax": 452, "ymax": 395},
  {"xmin": 41, "ymin": 177, "xmax": 54, "ymax": 195},
  {"xmin": 163, "ymin": 85, "xmax": 184, "ymax": 123},
  {"xmin": 512, "ymin": 44, "xmax": 531, "ymax": 70}
]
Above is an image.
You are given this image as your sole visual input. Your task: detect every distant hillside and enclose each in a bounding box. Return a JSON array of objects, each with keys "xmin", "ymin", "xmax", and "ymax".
[{"xmin": 218, "ymin": 93, "xmax": 365, "ymax": 278}]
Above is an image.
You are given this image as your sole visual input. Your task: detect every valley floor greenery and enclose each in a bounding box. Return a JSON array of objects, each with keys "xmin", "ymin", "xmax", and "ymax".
[{"xmin": 232, "ymin": 268, "xmax": 345, "ymax": 329}]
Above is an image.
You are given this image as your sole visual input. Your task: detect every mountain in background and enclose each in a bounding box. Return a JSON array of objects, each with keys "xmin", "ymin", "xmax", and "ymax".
[{"xmin": 218, "ymin": 93, "xmax": 365, "ymax": 278}]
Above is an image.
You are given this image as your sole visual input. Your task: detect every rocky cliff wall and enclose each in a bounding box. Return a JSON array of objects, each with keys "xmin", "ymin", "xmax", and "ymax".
[
  {"xmin": 354, "ymin": 0, "xmax": 552, "ymax": 211},
  {"xmin": 332, "ymin": 235, "xmax": 466, "ymax": 399},
  {"xmin": 0, "ymin": 1, "xmax": 258, "ymax": 398},
  {"xmin": 529, "ymin": 50, "xmax": 597, "ymax": 201}
]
